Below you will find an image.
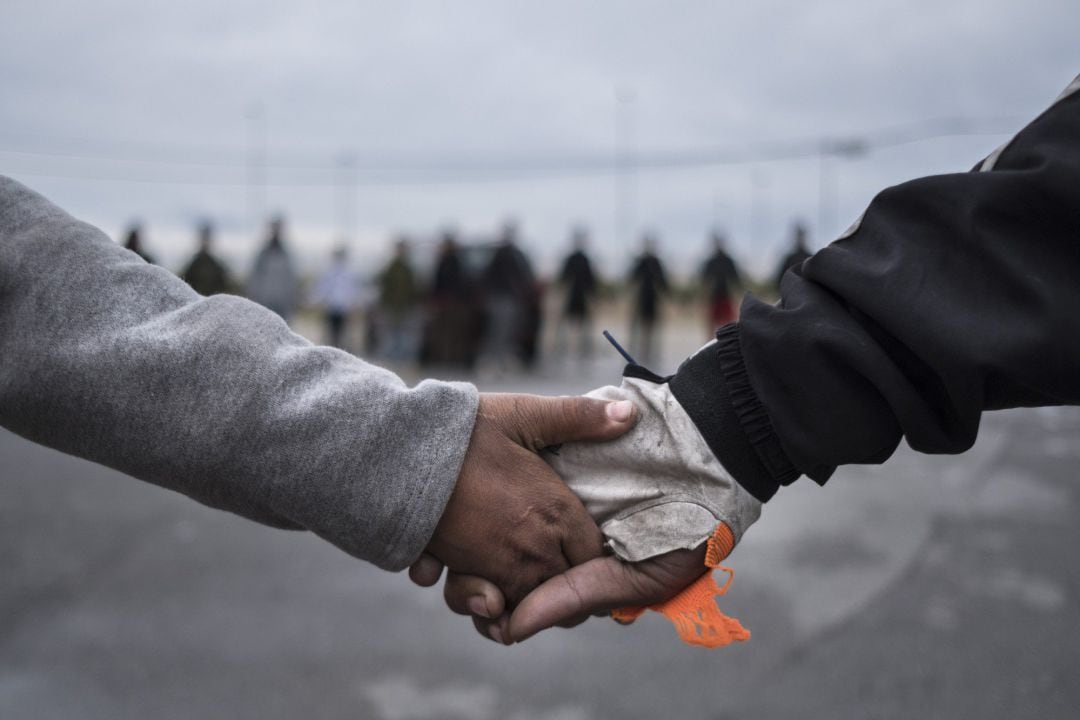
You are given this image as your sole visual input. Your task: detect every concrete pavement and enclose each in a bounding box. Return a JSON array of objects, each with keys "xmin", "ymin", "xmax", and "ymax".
[{"xmin": 2, "ymin": 322, "xmax": 1078, "ymax": 719}]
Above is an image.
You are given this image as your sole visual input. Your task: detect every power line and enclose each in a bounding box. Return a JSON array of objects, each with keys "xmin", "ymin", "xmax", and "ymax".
[{"xmin": 0, "ymin": 116, "xmax": 1022, "ymax": 188}]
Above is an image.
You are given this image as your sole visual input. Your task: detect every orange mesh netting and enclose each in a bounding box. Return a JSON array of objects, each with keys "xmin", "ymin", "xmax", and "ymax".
[{"xmin": 610, "ymin": 523, "xmax": 750, "ymax": 649}]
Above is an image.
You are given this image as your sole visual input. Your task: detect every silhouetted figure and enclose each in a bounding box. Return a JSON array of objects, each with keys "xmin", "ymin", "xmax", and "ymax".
[
  {"xmin": 247, "ymin": 216, "xmax": 299, "ymax": 322},
  {"xmin": 122, "ymin": 223, "xmax": 155, "ymax": 265},
  {"xmin": 377, "ymin": 238, "xmax": 419, "ymax": 360},
  {"xmin": 774, "ymin": 222, "xmax": 813, "ymax": 292},
  {"xmin": 557, "ymin": 227, "xmax": 598, "ymax": 359},
  {"xmin": 514, "ymin": 240, "xmax": 542, "ymax": 370},
  {"xmin": 628, "ymin": 234, "xmax": 669, "ymax": 365},
  {"xmin": 432, "ymin": 234, "xmax": 466, "ymax": 300},
  {"xmin": 482, "ymin": 222, "xmax": 537, "ymax": 372},
  {"xmin": 701, "ymin": 231, "xmax": 742, "ymax": 333},
  {"xmin": 312, "ymin": 245, "xmax": 359, "ymax": 350},
  {"xmin": 422, "ymin": 231, "xmax": 478, "ymax": 367},
  {"xmin": 181, "ymin": 221, "xmax": 230, "ymax": 296}
]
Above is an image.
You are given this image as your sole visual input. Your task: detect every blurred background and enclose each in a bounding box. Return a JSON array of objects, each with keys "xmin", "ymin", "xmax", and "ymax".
[{"xmin": 2, "ymin": 1, "xmax": 1080, "ymax": 718}]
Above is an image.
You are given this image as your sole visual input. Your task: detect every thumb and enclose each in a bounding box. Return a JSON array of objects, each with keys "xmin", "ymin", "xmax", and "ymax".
[
  {"xmin": 508, "ymin": 547, "xmax": 708, "ymax": 642},
  {"xmin": 498, "ymin": 394, "xmax": 638, "ymax": 450},
  {"xmin": 507, "ymin": 556, "xmax": 638, "ymax": 641}
]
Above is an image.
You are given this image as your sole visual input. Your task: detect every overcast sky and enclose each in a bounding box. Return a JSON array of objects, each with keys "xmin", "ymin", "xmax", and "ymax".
[{"xmin": 3, "ymin": 0, "xmax": 1078, "ymax": 278}]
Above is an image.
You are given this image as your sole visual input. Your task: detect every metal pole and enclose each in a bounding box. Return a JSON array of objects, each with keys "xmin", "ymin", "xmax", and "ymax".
[
  {"xmin": 818, "ymin": 145, "xmax": 831, "ymax": 244},
  {"xmin": 818, "ymin": 138, "xmax": 866, "ymax": 246},
  {"xmin": 246, "ymin": 103, "xmax": 266, "ymax": 237},
  {"xmin": 336, "ymin": 152, "xmax": 357, "ymax": 242},
  {"xmin": 615, "ymin": 89, "xmax": 637, "ymax": 268},
  {"xmin": 751, "ymin": 167, "xmax": 769, "ymax": 255}
]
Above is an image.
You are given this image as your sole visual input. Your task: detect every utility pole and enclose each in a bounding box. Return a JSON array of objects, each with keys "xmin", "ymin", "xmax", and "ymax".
[
  {"xmin": 615, "ymin": 88, "xmax": 637, "ymax": 268},
  {"xmin": 751, "ymin": 167, "xmax": 770, "ymax": 258},
  {"xmin": 336, "ymin": 151, "xmax": 357, "ymax": 243},
  {"xmin": 713, "ymin": 193, "xmax": 727, "ymax": 231},
  {"xmin": 817, "ymin": 149, "xmax": 833, "ymax": 245},
  {"xmin": 245, "ymin": 103, "xmax": 267, "ymax": 237},
  {"xmin": 817, "ymin": 137, "xmax": 866, "ymax": 244}
]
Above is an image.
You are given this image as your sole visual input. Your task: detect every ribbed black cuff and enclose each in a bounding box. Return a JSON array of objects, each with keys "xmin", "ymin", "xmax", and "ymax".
[{"xmin": 668, "ymin": 324, "xmax": 799, "ymax": 502}]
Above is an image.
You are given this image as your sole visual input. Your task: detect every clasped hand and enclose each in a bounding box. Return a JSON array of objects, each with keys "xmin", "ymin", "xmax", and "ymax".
[{"xmin": 409, "ymin": 393, "xmax": 708, "ymax": 645}]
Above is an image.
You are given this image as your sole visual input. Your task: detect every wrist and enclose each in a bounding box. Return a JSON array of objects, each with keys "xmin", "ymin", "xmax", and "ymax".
[{"xmin": 668, "ymin": 324, "xmax": 798, "ymax": 502}]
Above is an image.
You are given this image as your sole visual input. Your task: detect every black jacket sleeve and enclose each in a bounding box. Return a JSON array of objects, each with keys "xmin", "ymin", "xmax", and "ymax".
[{"xmin": 672, "ymin": 74, "xmax": 1080, "ymax": 502}]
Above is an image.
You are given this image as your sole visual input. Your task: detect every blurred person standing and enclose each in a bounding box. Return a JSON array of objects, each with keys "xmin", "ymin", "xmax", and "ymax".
[
  {"xmin": 377, "ymin": 237, "xmax": 419, "ymax": 360},
  {"xmin": 122, "ymin": 222, "xmax": 155, "ymax": 265},
  {"xmin": 513, "ymin": 236, "xmax": 542, "ymax": 370},
  {"xmin": 181, "ymin": 221, "xmax": 231, "ymax": 296},
  {"xmin": 628, "ymin": 233, "xmax": 668, "ymax": 365},
  {"xmin": 246, "ymin": 216, "xmax": 299, "ymax": 323},
  {"xmin": 423, "ymin": 231, "xmax": 477, "ymax": 367},
  {"xmin": 312, "ymin": 244, "xmax": 360, "ymax": 350},
  {"xmin": 773, "ymin": 222, "xmax": 812, "ymax": 293},
  {"xmin": 701, "ymin": 230, "xmax": 743, "ymax": 333},
  {"xmin": 431, "ymin": 232, "xmax": 466, "ymax": 302},
  {"xmin": 556, "ymin": 226, "xmax": 598, "ymax": 360},
  {"xmin": 481, "ymin": 221, "xmax": 534, "ymax": 372}
]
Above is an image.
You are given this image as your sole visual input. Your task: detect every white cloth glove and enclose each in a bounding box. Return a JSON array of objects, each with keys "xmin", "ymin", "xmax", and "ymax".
[{"xmin": 544, "ymin": 371, "xmax": 762, "ymax": 563}]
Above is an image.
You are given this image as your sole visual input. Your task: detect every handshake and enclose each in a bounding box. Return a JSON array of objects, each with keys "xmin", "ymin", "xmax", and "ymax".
[{"xmin": 411, "ymin": 341, "xmax": 763, "ymax": 648}]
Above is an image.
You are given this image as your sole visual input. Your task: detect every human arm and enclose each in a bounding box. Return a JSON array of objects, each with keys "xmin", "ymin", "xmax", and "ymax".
[
  {"xmin": 727, "ymin": 74, "xmax": 1080, "ymax": 498},
  {"xmin": 0, "ymin": 176, "xmax": 637, "ymax": 582},
  {"xmin": 438, "ymin": 74, "xmax": 1080, "ymax": 640},
  {"xmin": 0, "ymin": 176, "xmax": 476, "ymax": 569}
]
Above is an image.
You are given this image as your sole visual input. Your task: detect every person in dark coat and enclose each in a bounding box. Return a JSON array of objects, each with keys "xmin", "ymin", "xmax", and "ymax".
[
  {"xmin": 773, "ymin": 222, "xmax": 812, "ymax": 292},
  {"xmin": 422, "ymin": 231, "xmax": 478, "ymax": 368},
  {"xmin": 181, "ymin": 221, "xmax": 231, "ymax": 296},
  {"xmin": 482, "ymin": 222, "xmax": 536, "ymax": 371},
  {"xmin": 378, "ymin": 238, "xmax": 418, "ymax": 359},
  {"xmin": 628, "ymin": 234, "xmax": 669, "ymax": 364},
  {"xmin": 432, "ymin": 233, "xmax": 467, "ymax": 301},
  {"xmin": 512, "ymin": 241, "xmax": 543, "ymax": 369},
  {"xmin": 557, "ymin": 227, "xmax": 598, "ymax": 359},
  {"xmin": 701, "ymin": 231, "xmax": 742, "ymax": 333}
]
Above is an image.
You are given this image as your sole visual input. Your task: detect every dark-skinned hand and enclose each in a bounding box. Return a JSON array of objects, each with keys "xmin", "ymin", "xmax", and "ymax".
[
  {"xmin": 414, "ymin": 544, "xmax": 708, "ymax": 645},
  {"xmin": 417, "ymin": 392, "xmax": 639, "ymax": 613}
]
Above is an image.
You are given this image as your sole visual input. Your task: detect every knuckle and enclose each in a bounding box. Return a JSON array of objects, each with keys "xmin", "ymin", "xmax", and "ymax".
[
  {"xmin": 503, "ymin": 576, "xmax": 532, "ymax": 607},
  {"xmin": 509, "ymin": 395, "xmax": 532, "ymax": 429},
  {"xmin": 539, "ymin": 497, "xmax": 570, "ymax": 527},
  {"xmin": 559, "ymin": 398, "xmax": 588, "ymax": 430},
  {"xmin": 537, "ymin": 554, "xmax": 568, "ymax": 584},
  {"xmin": 515, "ymin": 544, "xmax": 547, "ymax": 568},
  {"xmin": 504, "ymin": 552, "xmax": 562, "ymax": 604},
  {"xmin": 443, "ymin": 582, "xmax": 470, "ymax": 615}
]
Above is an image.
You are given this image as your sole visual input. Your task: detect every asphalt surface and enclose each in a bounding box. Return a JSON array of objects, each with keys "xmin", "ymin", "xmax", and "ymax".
[{"xmin": 2, "ymin": 321, "xmax": 1078, "ymax": 719}]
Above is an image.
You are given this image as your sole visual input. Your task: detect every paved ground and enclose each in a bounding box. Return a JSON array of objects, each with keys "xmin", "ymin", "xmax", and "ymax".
[{"xmin": 2, "ymin": 319, "xmax": 1078, "ymax": 719}]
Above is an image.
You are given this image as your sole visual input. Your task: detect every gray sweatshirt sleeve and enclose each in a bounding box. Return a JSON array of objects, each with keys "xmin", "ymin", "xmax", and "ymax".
[{"xmin": 0, "ymin": 176, "xmax": 479, "ymax": 571}]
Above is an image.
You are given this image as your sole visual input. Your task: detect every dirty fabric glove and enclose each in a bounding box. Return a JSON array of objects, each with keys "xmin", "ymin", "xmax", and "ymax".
[{"xmin": 544, "ymin": 339, "xmax": 762, "ymax": 648}]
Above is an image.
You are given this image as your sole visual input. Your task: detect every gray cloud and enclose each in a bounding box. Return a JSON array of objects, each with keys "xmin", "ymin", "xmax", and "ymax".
[{"xmin": 2, "ymin": 0, "xmax": 1077, "ymax": 277}]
